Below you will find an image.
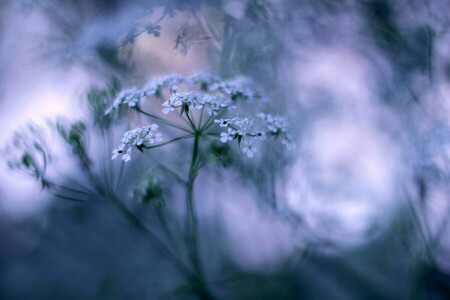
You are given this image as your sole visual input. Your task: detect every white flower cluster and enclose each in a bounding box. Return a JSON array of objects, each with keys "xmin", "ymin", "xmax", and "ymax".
[
  {"xmin": 215, "ymin": 117, "xmax": 263, "ymax": 158},
  {"xmin": 257, "ymin": 113, "xmax": 292, "ymax": 146},
  {"xmin": 215, "ymin": 114, "xmax": 291, "ymax": 157},
  {"xmin": 105, "ymin": 75, "xmax": 184, "ymax": 114},
  {"xmin": 112, "ymin": 124, "xmax": 162, "ymax": 162},
  {"xmin": 257, "ymin": 113, "xmax": 288, "ymax": 134},
  {"xmin": 142, "ymin": 74, "xmax": 184, "ymax": 96},
  {"xmin": 105, "ymin": 72, "xmax": 266, "ymax": 115},
  {"xmin": 105, "ymin": 87, "xmax": 144, "ymax": 114},
  {"xmin": 162, "ymin": 92, "xmax": 236, "ymax": 116},
  {"xmin": 209, "ymin": 76, "xmax": 266, "ymax": 102}
]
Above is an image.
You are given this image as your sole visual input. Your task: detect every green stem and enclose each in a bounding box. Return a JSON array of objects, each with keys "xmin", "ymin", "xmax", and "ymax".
[
  {"xmin": 199, "ymin": 114, "xmax": 215, "ymax": 133},
  {"xmin": 155, "ymin": 204, "xmax": 180, "ymax": 254},
  {"xmin": 185, "ymin": 133, "xmax": 217, "ymax": 300},
  {"xmin": 110, "ymin": 193, "xmax": 193, "ymax": 278},
  {"xmin": 198, "ymin": 107, "xmax": 205, "ymax": 129},
  {"xmin": 156, "ymin": 163, "xmax": 187, "ymax": 187},
  {"xmin": 143, "ymin": 134, "xmax": 194, "ymax": 149},
  {"xmin": 186, "ymin": 133, "xmax": 201, "ymax": 273},
  {"xmin": 185, "ymin": 111, "xmax": 197, "ymax": 131}
]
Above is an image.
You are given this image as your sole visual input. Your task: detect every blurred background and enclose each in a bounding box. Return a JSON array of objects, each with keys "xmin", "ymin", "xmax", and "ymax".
[{"xmin": 1, "ymin": 0, "xmax": 450, "ymax": 299}]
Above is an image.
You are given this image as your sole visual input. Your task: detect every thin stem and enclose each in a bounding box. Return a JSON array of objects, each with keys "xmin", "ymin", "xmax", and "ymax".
[
  {"xmin": 157, "ymin": 163, "xmax": 187, "ymax": 187},
  {"xmin": 199, "ymin": 114, "xmax": 215, "ymax": 133},
  {"xmin": 200, "ymin": 111, "xmax": 226, "ymax": 134},
  {"xmin": 53, "ymin": 182, "xmax": 96, "ymax": 197},
  {"xmin": 185, "ymin": 133, "xmax": 203, "ymax": 278},
  {"xmin": 143, "ymin": 134, "xmax": 194, "ymax": 149},
  {"xmin": 155, "ymin": 204, "xmax": 179, "ymax": 254},
  {"xmin": 136, "ymin": 107, "xmax": 192, "ymax": 133},
  {"xmin": 110, "ymin": 193, "xmax": 193, "ymax": 278},
  {"xmin": 185, "ymin": 111, "xmax": 197, "ymax": 131},
  {"xmin": 83, "ymin": 166, "xmax": 194, "ymax": 278},
  {"xmin": 114, "ymin": 160, "xmax": 125, "ymax": 194},
  {"xmin": 53, "ymin": 193, "xmax": 90, "ymax": 202},
  {"xmin": 184, "ymin": 134, "xmax": 217, "ymax": 300},
  {"xmin": 198, "ymin": 107, "xmax": 205, "ymax": 129}
]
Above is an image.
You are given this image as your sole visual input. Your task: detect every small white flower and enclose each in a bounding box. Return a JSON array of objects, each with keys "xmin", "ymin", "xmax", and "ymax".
[
  {"xmin": 255, "ymin": 132, "xmax": 266, "ymax": 140},
  {"xmin": 150, "ymin": 124, "xmax": 159, "ymax": 131},
  {"xmin": 214, "ymin": 119, "xmax": 231, "ymax": 127},
  {"xmin": 162, "ymin": 105, "xmax": 174, "ymax": 114},
  {"xmin": 241, "ymin": 141, "xmax": 257, "ymax": 158},
  {"xmin": 105, "ymin": 87, "xmax": 143, "ymax": 114},
  {"xmin": 162, "ymin": 92, "xmax": 233, "ymax": 115},
  {"xmin": 112, "ymin": 124, "xmax": 162, "ymax": 162},
  {"xmin": 220, "ymin": 128, "xmax": 236, "ymax": 143},
  {"xmin": 122, "ymin": 149, "xmax": 132, "ymax": 162},
  {"xmin": 147, "ymin": 132, "xmax": 163, "ymax": 144}
]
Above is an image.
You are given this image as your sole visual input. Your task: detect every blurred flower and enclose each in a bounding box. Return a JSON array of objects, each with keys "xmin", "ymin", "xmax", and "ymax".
[
  {"xmin": 210, "ymin": 76, "xmax": 267, "ymax": 102},
  {"xmin": 241, "ymin": 140, "xmax": 257, "ymax": 158},
  {"xmin": 143, "ymin": 74, "xmax": 184, "ymax": 96},
  {"xmin": 105, "ymin": 87, "xmax": 144, "ymax": 114},
  {"xmin": 187, "ymin": 71, "xmax": 221, "ymax": 91}
]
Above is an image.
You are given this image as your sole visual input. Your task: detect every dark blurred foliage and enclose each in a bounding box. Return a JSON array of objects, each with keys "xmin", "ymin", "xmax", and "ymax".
[{"xmin": 2, "ymin": 0, "xmax": 450, "ymax": 299}]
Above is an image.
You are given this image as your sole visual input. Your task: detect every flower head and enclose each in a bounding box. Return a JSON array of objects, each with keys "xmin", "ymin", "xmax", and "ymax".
[
  {"xmin": 105, "ymin": 87, "xmax": 144, "ymax": 114},
  {"xmin": 257, "ymin": 113, "xmax": 289, "ymax": 134},
  {"xmin": 210, "ymin": 76, "xmax": 266, "ymax": 102},
  {"xmin": 162, "ymin": 92, "xmax": 235, "ymax": 116},
  {"xmin": 143, "ymin": 74, "xmax": 184, "ymax": 96},
  {"xmin": 112, "ymin": 124, "xmax": 162, "ymax": 162}
]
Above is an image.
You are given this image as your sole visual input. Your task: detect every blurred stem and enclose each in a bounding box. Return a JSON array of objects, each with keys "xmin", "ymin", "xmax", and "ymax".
[
  {"xmin": 193, "ymin": 11, "xmax": 222, "ymax": 51},
  {"xmin": 86, "ymin": 167, "xmax": 194, "ymax": 279},
  {"xmin": 156, "ymin": 163, "xmax": 187, "ymax": 187},
  {"xmin": 155, "ymin": 204, "xmax": 180, "ymax": 254},
  {"xmin": 219, "ymin": 15, "xmax": 233, "ymax": 77}
]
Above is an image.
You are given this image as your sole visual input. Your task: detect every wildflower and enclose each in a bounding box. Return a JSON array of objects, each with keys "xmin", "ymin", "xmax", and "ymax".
[
  {"xmin": 214, "ymin": 118, "xmax": 231, "ymax": 127},
  {"xmin": 256, "ymin": 113, "xmax": 292, "ymax": 146},
  {"xmin": 241, "ymin": 141, "xmax": 257, "ymax": 158},
  {"xmin": 112, "ymin": 124, "xmax": 162, "ymax": 162},
  {"xmin": 257, "ymin": 113, "xmax": 289, "ymax": 134},
  {"xmin": 111, "ymin": 148, "xmax": 120, "ymax": 160},
  {"xmin": 220, "ymin": 128, "xmax": 236, "ymax": 143},
  {"xmin": 210, "ymin": 76, "xmax": 266, "ymax": 102},
  {"xmin": 227, "ymin": 117, "xmax": 255, "ymax": 136},
  {"xmin": 162, "ymin": 92, "xmax": 234, "ymax": 116},
  {"xmin": 254, "ymin": 131, "xmax": 266, "ymax": 140},
  {"xmin": 143, "ymin": 74, "xmax": 184, "ymax": 96},
  {"xmin": 105, "ymin": 87, "xmax": 144, "ymax": 114}
]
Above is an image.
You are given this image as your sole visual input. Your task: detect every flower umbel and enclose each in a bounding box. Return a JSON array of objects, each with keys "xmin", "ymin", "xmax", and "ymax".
[
  {"xmin": 162, "ymin": 92, "xmax": 235, "ymax": 116},
  {"xmin": 107, "ymin": 72, "xmax": 292, "ymax": 161},
  {"xmin": 105, "ymin": 87, "xmax": 144, "ymax": 114},
  {"xmin": 112, "ymin": 124, "xmax": 162, "ymax": 162}
]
